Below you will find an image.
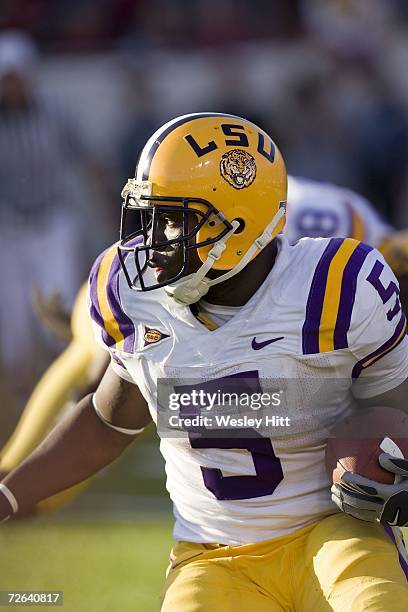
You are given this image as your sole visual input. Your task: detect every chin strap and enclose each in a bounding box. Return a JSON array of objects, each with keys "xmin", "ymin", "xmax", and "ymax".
[{"xmin": 165, "ymin": 205, "xmax": 285, "ymax": 305}]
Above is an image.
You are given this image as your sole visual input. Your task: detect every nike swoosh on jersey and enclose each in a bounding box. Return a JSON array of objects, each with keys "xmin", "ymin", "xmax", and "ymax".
[{"xmin": 251, "ymin": 336, "xmax": 284, "ymax": 350}]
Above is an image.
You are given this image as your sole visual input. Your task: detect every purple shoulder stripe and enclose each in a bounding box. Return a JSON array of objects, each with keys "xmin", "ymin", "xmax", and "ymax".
[
  {"xmin": 88, "ymin": 240, "xmax": 143, "ymax": 353},
  {"xmin": 333, "ymin": 242, "xmax": 373, "ymax": 350},
  {"xmin": 106, "ymin": 253, "xmax": 136, "ymax": 353},
  {"xmin": 89, "ymin": 246, "xmax": 116, "ymax": 347},
  {"xmin": 302, "ymin": 238, "xmax": 344, "ymax": 354}
]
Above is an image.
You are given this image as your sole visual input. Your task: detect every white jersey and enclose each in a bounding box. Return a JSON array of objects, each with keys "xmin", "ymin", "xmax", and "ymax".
[
  {"xmin": 89, "ymin": 236, "xmax": 408, "ymax": 545},
  {"xmin": 285, "ymin": 176, "xmax": 392, "ymax": 247}
]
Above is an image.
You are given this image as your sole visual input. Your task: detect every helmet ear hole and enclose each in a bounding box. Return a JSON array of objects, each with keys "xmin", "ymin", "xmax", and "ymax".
[{"xmin": 233, "ymin": 218, "xmax": 245, "ymax": 234}]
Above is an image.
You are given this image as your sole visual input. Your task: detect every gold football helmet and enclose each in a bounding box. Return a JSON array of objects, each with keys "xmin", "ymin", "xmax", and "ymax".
[{"xmin": 119, "ymin": 112, "xmax": 287, "ymax": 304}]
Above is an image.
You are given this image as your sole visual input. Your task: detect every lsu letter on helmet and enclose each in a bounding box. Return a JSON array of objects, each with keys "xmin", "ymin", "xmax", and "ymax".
[{"xmin": 118, "ymin": 112, "xmax": 287, "ymax": 305}]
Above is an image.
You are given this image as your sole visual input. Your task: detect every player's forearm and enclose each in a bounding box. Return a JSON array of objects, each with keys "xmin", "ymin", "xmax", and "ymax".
[{"xmin": 0, "ymin": 394, "xmax": 136, "ymax": 519}]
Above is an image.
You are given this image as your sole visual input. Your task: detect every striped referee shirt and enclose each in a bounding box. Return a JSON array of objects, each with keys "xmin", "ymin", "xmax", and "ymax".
[{"xmin": 0, "ymin": 94, "xmax": 88, "ymax": 226}]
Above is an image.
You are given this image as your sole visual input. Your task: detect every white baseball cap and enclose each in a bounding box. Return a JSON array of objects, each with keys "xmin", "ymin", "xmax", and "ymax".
[{"xmin": 0, "ymin": 30, "xmax": 38, "ymax": 77}]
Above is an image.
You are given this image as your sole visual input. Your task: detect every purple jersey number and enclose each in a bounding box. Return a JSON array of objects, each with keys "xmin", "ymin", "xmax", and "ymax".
[
  {"xmin": 295, "ymin": 208, "xmax": 340, "ymax": 239},
  {"xmin": 189, "ymin": 431, "xmax": 283, "ymax": 500},
  {"xmin": 367, "ymin": 259, "xmax": 401, "ymax": 321},
  {"xmin": 175, "ymin": 371, "xmax": 284, "ymax": 501}
]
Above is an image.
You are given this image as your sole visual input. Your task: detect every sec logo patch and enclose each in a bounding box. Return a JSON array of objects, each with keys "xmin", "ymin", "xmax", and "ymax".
[{"xmin": 143, "ymin": 327, "xmax": 170, "ymax": 347}]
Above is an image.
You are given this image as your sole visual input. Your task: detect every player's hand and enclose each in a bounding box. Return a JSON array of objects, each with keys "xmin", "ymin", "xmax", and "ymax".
[{"xmin": 331, "ymin": 452, "xmax": 408, "ymax": 526}]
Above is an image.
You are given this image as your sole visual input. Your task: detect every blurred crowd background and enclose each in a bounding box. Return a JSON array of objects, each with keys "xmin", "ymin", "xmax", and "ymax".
[{"xmin": 1, "ymin": 0, "xmax": 408, "ymax": 514}]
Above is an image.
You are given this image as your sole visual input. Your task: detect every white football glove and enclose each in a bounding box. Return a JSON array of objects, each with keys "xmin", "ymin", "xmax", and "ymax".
[{"xmin": 331, "ymin": 453, "xmax": 408, "ymax": 526}]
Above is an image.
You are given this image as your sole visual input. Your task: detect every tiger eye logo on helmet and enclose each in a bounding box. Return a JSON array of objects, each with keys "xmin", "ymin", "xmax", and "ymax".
[{"xmin": 220, "ymin": 149, "xmax": 256, "ymax": 190}]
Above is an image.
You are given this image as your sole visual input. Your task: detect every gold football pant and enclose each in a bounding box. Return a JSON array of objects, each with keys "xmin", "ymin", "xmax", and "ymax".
[{"xmin": 162, "ymin": 513, "xmax": 408, "ymax": 611}]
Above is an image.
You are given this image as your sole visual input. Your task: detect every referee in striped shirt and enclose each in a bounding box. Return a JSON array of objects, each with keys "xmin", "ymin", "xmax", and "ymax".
[{"xmin": 0, "ymin": 30, "xmax": 106, "ymax": 421}]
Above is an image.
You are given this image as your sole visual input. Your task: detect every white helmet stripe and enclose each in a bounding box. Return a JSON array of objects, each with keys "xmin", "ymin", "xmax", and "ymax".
[{"xmin": 136, "ymin": 112, "xmax": 249, "ymax": 182}]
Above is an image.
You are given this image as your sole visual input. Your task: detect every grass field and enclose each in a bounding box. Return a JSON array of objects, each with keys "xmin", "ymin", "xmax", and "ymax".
[
  {"xmin": 0, "ymin": 518, "xmax": 174, "ymax": 612},
  {"xmin": 1, "ymin": 515, "xmax": 407, "ymax": 611},
  {"xmin": 0, "ymin": 434, "xmax": 174, "ymax": 611}
]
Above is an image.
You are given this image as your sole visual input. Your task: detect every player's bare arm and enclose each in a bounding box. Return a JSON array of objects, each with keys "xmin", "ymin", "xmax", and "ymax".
[
  {"xmin": 93, "ymin": 363, "xmax": 151, "ymax": 430},
  {"xmin": 0, "ymin": 365, "xmax": 151, "ymax": 520}
]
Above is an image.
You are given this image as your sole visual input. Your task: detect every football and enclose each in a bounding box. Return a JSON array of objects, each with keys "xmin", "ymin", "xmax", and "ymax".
[{"xmin": 325, "ymin": 407, "xmax": 408, "ymax": 485}]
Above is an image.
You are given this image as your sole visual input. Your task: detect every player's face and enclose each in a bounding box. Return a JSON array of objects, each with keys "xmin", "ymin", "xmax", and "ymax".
[{"xmin": 146, "ymin": 208, "xmax": 202, "ymax": 284}]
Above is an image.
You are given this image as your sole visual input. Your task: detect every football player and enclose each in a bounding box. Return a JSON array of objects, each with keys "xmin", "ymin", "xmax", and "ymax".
[
  {"xmin": 1, "ymin": 113, "xmax": 408, "ymax": 611},
  {"xmin": 285, "ymin": 175, "xmax": 392, "ymax": 246},
  {"xmin": 3, "ymin": 176, "xmax": 406, "ymax": 510},
  {"xmin": 286, "ymin": 175, "xmax": 408, "ymax": 314}
]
